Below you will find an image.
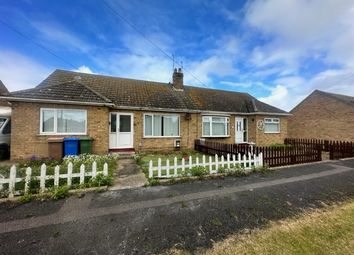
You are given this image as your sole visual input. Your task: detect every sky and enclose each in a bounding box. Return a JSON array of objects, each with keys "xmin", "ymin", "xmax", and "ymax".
[{"xmin": 1, "ymin": 0, "xmax": 354, "ymax": 111}]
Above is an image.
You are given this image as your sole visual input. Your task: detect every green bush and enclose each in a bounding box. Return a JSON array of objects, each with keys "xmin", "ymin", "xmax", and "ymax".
[
  {"xmin": 50, "ymin": 186, "xmax": 69, "ymax": 200},
  {"xmin": 89, "ymin": 173, "xmax": 113, "ymax": 187},
  {"xmin": 19, "ymin": 193, "xmax": 33, "ymax": 203},
  {"xmin": 148, "ymin": 178, "xmax": 160, "ymax": 186},
  {"xmin": 190, "ymin": 166, "xmax": 208, "ymax": 177}
]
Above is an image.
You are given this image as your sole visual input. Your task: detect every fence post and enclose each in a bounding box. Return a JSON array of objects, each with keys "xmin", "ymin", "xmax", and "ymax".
[
  {"xmin": 227, "ymin": 154, "xmax": 230, "ymax": 169},
  {"xmin": 24, "ymin": 167, "xmax": 32, "ymax": 194},
  {"xmin": 54, "ymin": 165, "xmax": 60, "ymax": 187},
  {"xmin": 182, "ymin": 158, "xmax": 185, "ymax": 175},
  {"xmin": 92, "ymin": 161, "xmax": 97, "ymax": 178},
  {"xmin": 8, "ymin": 165, "xmax": 16, "ymax": 198},
  {"xmin": 80, "ymin": 164, "xmax": 85, "ymax": 184},
  {"xmin": 215, "ymin": 154, "xmax": 219, "ymax": 172},
  {"xmin": 149, "ymin": 160, "xmax": 153, "ymax": 178},
  {"xmin": 40, "ymin": 163, "xmax": 46, "ymax": 193},
  {"xmin": 174, "ymin": 157, "xmax": 178, "ymax": 177},
  {"xmin": 208, "ymin": 156, "xmax": 212, "ymax": 174},
  {"xmin": 157, "ymin": 158, "xmax": 162, "ymax": 178},
  {"xmin": 67, "ymin": 162, "xmax": 73, "ymax": 186},
  {"xmin": 103, "ymin": 163, "xmax": 108, "ymax": 176},
  {"xmin": 166, "ymin": 159, "xmax": 170, "ymax": 178},
  {"xmin": 221, "ymin": 155, "xmax": 225, "ymax": 168}
]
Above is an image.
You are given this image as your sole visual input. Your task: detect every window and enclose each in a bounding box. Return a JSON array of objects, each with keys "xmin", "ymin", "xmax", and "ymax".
[
  {"xmin": 202, "ymin": 116, "xmax": 229, "ymax": 137},
  {"xmin": 264, "ymin": 118, "xmax": 280, "ymax": 133},
  {"xmin": 144, "ymin": 114, "xmax": 179, "ymax": 137},
  {"xmin": 2, "ymin": 120, "xmax": 11, "ymax": 134},
  {"xmin": 40, "ymin": 108, "xmax": 87, "ymax": 134}
]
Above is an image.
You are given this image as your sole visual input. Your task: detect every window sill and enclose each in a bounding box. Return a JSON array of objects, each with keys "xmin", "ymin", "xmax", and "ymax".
[
  {"xmin": 38, "ymin": 133, "xmax": 87, "ymax": 136},
  {"xmin": 264, "ymin": 132, "xmax": 280, "ymax": 134},
  {"xmin": 143, "ymin": 136, "xmax": 181, "ymax": 139},
  {"xmin": 202, "ymin": 135, "xmax": 230, "ymax": 138}
]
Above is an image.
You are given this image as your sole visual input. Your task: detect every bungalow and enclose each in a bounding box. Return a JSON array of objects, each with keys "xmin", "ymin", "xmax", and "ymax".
[
  {"xmin": 1, "ymin": 68, "xmax": 289, "ymax": 160},
  {"xmin": 288, "ymin": 90, "xmax": 354, "ymax": 141}
]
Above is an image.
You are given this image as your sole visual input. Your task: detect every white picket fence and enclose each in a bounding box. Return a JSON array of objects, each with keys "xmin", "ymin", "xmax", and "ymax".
[
  {"xmin": 0, "ymin": 161, "xmax": 108, "ymax": 198},
  {"xmin": 149, "ymin": 153, "xmax": 263, "ymax": 178}
]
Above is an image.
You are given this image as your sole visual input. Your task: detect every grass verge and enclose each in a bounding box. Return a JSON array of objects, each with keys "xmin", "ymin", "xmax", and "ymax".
[{"xmin": 168, "ymin": 199, "xmax": 354, "ymax": 255}]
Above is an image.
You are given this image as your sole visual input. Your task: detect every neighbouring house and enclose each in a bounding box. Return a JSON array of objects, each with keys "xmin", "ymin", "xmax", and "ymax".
[
  {"xmin": 0, "ymin": 69, "xmax": 289, "ymax": 160},
  {"xmin": 288, "ymin": 90, "xmax": 354, "ymax": 141}
]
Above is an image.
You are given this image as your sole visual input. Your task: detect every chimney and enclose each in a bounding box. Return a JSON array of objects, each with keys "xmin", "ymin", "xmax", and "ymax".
[{"xmin": 172, "ymin": 68, "xmax": 184, "ymax": 90}]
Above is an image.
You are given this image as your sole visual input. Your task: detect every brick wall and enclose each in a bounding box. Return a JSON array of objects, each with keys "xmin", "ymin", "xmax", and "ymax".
[
  {"xmin": 10, "ymin": 102, "xmax": 289, "ymax": 159},
  {"xmin": 288, "ymin": 93, "xmax": 354, "ymax": 141},
  {"xmin": 255, "ymin": 115, "xmax": 288, "ymax": 146},
  {"xmin": 10, "ymin": 102, "xmax": 109, "ymax": 160}
]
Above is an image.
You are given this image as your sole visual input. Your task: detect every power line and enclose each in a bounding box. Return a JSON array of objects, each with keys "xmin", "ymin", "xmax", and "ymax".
[
  {"xmin": 102, "ymin": 0, "xmax": 210, "ymax": 88},
  {"xmin": 0, "ymin": 19, "xmax": 77, "ymax": 69}
]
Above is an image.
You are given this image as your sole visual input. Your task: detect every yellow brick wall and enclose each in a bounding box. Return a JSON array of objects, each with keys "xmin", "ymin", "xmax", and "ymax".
[
  {"xmin": 288, "ymin": 93, "xmax": 354, "ymax": 141},
  {"xmin": 10, "ymin": 102, "xmax": 289, "ymax": 159},
  {"xmin": 255, "ymin": 115, "xmax": 288, "ymax": 146},
  {"xmin": 10, "ymin": 102, "xmax": 109, "ymax": 160}
]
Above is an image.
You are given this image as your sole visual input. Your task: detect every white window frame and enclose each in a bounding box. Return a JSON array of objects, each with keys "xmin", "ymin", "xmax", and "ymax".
[
  {"xmin": 264, "ymin": 118, "xmax": 280, "ymax": 134},
  {"xmin": 40, "ymin": 108, "xmax": 87, "ymax": 135},
  {"xmin": 202, "ymin": 116, "xmax": 230, "ymax": 137},
  {"xmin": 143, "ymin": 113, "xmax": 180, "ymax": 138}
]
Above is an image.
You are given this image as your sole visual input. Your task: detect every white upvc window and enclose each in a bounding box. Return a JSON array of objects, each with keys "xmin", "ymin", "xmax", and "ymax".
[
  {"xmin": 40, "ymin": 108, "xmax": 87, "ymax": 135},
  {"xmin": 144, "ymin": 114, "xmax": 180, "ymax": 137},
  {"xmin": 202, "ymin": 116, "xmax": 229, "ymax": 137},
  {"xmin": 264, "ymin": 118, "xmax": 280, "ymax": 133}
]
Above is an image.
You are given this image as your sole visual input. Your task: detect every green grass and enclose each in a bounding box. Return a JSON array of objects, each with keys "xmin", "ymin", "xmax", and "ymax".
[{"xmin": 168, "ymin": 199, "xmax": 354, "ymax": 255}]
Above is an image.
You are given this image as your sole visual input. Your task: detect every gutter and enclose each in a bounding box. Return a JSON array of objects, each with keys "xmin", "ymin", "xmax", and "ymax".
[
  {"xmin": 0, "ymin": 96, "xmax": 115, "ymax": 107},
  {"xmin": 0, "ymin": 97, "xmax": 291, "ymax": 116}
]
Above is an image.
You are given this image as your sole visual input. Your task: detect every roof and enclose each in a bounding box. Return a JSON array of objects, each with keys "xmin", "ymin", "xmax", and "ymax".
[
  {"xmin": 4, "ymin": 69, "xmax": 288, "ymax": 114},
  {"xmin": 314, "ymin": 90, "xmax": 354, "ymax": 108},
  {"xmin": 0, "ymin": 80, "xmax": 9, "ymax": 95},
  {"xmin": 291, "ymin": 90, "xmax": 354, "ymax": 113}
]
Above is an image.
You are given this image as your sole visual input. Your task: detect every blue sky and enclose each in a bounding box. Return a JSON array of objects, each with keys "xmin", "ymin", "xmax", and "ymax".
[{"xmin": 1, "ymin": 0, "xmax": 354, "ymax": 110}]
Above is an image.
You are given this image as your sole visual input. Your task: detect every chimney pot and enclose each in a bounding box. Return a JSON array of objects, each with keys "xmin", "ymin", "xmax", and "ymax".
[{"xmin": 172, "ymin": 68, "xmax": 184, "ymax": 90}]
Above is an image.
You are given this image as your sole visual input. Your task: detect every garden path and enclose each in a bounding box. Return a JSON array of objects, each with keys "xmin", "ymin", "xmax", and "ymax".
[{"xmin": 110, "ymin": 158, "xmax": 148, "ymax": 190}]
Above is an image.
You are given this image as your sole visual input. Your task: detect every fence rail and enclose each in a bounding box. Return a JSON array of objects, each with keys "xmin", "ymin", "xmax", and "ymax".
[
  {"xmin": 149, "ymin": 153, "xmax": 263, "ymax": 179},
  {"xmin": 195, "ymin": 139, "xmax": 322, "ymax": 167},
  {"xmin": 285, "ymin": 138, "xmax": 354, "ymax": 160},
  {"xmin": 0, "ymin": 161, "xmax": 108, "ymax": 198}
]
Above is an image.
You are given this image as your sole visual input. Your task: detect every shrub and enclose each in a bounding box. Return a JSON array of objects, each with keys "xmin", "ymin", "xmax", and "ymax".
[
  {"xmin": 148, "ymin": 178, "xmax": 160, "ymax": 186},
  {"xmin": 133, "ymin": 154, "xmax": 143, "ymax": 165},
  {"xmin": 50, "ymin": 186, "xmax": 69, "ymax": 200},
  {"xmin": 89, "ymin": 173, "xmax": 113, "ymax": 187},
  {"xmin": 19, "ymin": 193, "xmax": 33, "ymax": 203},
  {"xmin": 190, "ymin": 166, "xmax": 208, "ymax": 177}
]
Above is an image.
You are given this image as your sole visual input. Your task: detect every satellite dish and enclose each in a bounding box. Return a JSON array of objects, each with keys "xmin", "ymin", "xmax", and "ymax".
[{"xmin": 257, "ymin": 120, "xmax": 264, "ymax": 130}]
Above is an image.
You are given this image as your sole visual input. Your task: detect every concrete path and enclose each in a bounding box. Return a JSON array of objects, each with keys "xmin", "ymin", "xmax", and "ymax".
[
  {"xmin": 0, "ymin": 159, "xmax": 353, "ymax": 254},
  {"xmin": 110, "ymin": 158, "xmax": 148, "ymax": 190}
]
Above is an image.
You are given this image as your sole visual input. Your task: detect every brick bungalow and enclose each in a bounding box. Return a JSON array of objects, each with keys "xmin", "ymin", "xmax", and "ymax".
[
  {"xmin": 288, "ymin": 90, "xmax": 354, "ymax": 141},
  {"xmin": 1, "ymin": 69, "xmax": 289, "ymax": 160}
]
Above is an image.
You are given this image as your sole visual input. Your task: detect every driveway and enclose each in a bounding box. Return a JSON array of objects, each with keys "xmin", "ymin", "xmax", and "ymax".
[{"xmin": 0, "ymin": 159, "xmax": 354, "ymax": 254}]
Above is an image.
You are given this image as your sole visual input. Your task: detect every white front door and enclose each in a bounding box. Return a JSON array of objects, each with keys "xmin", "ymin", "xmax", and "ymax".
[
  {"xmin": 109, "ymin": 113, "xmax": 134, "ymax": 149},
  {"xmin": 235, "ymin": 117, "xmax": 247, "ymax": 143}
]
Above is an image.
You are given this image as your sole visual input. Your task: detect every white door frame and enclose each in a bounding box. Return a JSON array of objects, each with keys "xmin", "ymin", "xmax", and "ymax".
[
  {"xmin": 109, "ymin": 112, "xmax": 134, "ymax": 149},
  {"xmin": 235, "ymin": 117, "xmax": 248, "ymax": 144}
]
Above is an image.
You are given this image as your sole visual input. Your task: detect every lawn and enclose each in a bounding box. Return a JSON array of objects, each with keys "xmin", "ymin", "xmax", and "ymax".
[{"xmin": 168, "ymin": 199, "xmax": 354, "ymax": 255}]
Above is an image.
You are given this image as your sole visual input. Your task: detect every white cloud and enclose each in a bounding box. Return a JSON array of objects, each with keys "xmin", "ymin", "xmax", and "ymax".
[
  {"xmin": 0, "ymin": 50, "xmax": 51, "ymax": 91},
  {"xmin": 258, "ymin": 69, "xmax": 354, "ymax": 111},
  {"xmin": 31, "ymin": 21, "xmax": 93, "ymax": 53},
  {"xmin": 72, "ymin": 65, "xmax": 94, "ymax": 74}
]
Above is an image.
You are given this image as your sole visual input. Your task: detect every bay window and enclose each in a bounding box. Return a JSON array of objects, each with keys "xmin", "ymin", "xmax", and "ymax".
[
  {"xmin": 264, "ymin": 118, "xmax": 280, "ymax": 133},
  {"xmin": 40, "ymin": 108, "xmax": 87, "ymax": 134},
  {"xmin": 144, "ymin": 114, "xmax": 179, "ymax": 137},
  {"xmin": 202, "ymin": 116, "xmax": 229, "ymax": 137}
]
